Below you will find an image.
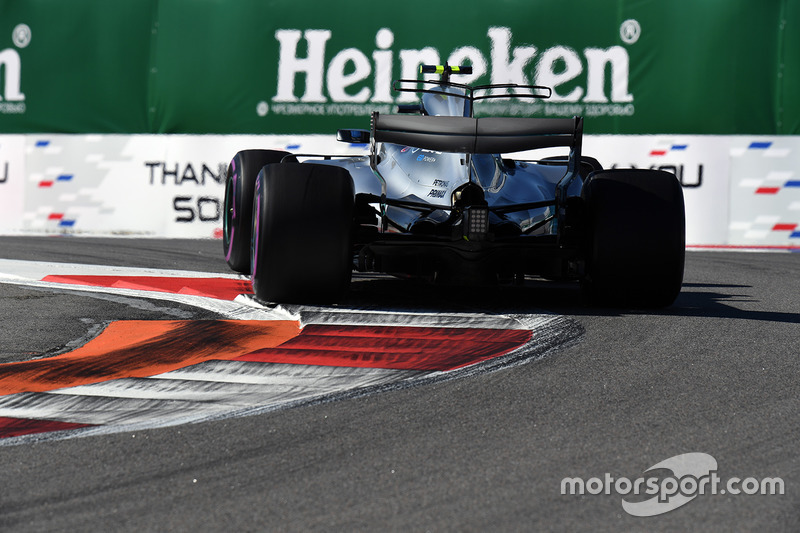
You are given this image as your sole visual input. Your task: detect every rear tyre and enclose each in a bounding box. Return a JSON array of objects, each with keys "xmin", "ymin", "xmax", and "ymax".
[
  {"xmin": 223, "ymin": 149, "xmax": 294, "ymax": 273},
  {"xmin": 251, "ymin": 163, "xmax": 354, "ymax": 304},
  {"xmin": 581, "ymin": 169, "xmax": 685, "ymax": 307}
]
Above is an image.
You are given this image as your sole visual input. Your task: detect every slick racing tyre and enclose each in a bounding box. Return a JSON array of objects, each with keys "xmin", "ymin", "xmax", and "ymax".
[
  {"xmin": 251, "ymin": 163, "xmax": 354, "ymax": 304},
  {"xmin": 223, "ymin": 149, "xmax": 295, "ymax": 273},
  {"xmin": 581, "ymin": 169, "xmax": 685, "ymax": 307}
]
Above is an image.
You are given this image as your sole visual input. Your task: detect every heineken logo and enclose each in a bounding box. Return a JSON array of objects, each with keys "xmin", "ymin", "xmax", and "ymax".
[
  {"xmin": 270, "ymin": 26, "xmax": 636, "ymax": 118},
  {"xmin": 0, "ymin": 23, "xmax": 28, "ymax": 114}
]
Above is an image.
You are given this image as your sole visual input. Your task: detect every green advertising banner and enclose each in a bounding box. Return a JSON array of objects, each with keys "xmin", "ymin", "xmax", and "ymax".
[{"xmin": 0, "ymin": 0, "xmax": 796, "ymax": 135}]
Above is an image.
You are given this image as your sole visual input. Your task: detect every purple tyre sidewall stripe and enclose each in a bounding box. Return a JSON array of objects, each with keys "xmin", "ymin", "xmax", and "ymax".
[
  {"xmin": 224, "ymin": 165, "xmax": 238, "ymax": 263},
  {"xmin": 251, "ymin": 177, "xmax": 261, "ymax": 283}
]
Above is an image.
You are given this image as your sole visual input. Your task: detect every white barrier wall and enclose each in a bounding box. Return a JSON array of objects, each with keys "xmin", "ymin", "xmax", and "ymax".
[
  {"xmin": 584, "ymin": 135, "xmax": 799, "ymax": 249},
  {"xmin": 0, "ymin": 134, "xmax": 361, "ymax": 239},
  {"xmin": 0, "ymin": 134, "xmax": 798, "ymax": 249}
]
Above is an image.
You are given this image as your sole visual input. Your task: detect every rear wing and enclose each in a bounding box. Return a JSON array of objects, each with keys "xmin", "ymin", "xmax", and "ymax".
[
  {"xmin": 370, "ymin": 113, "xmax": 582, "ymax": 155},
  {"xmin": 369, "ymin": 112, "xmax": 583, "ymax": 204}
]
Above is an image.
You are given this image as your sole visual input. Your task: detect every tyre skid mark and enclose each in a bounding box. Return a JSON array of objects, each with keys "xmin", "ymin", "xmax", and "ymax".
[
  {"xmin": 0, "ymin": 366, "xmax": 429, "ymax": 430},
  {"xmin": 0, "ymin": 320, "xmax": 301, "ymax": 395},
  {"xmin": 0, "ymin": 259, "xmax": 574, "ymax": 444},
  {"xmin": 236, "ymin": 324, "xmax": 532, "ymax": 371},
  {"xmin": 0, "ymin": 321, "xmax": 529, "ymax": 438}
]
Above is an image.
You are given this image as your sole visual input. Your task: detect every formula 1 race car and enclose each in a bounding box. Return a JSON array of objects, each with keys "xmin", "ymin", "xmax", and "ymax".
[{"xmin": 223, "ymin": 65, "xmax": 685, "ymax": 307}]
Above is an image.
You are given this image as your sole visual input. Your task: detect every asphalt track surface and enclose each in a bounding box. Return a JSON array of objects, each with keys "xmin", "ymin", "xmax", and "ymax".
[{"xmin": 0, "ymin": 236, "xmax": 797, "ymax": 532}]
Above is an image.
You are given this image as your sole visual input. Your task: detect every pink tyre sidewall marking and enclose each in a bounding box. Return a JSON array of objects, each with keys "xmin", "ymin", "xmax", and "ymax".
[
  {"xmin": 251, "ymin": 177, "xmax": 261, "ymax": 282},
  {"xmin": 224, "ymin": 164, "xmax": 238, "ymax": 263}
]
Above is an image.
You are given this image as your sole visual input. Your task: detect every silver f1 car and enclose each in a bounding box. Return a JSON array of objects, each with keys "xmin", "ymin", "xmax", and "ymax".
[{"xmin": 223, "ymin": 65, "xmax": 685, "ymax": 307}]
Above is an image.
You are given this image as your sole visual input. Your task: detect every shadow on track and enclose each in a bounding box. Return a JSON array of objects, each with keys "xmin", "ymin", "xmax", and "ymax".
[{"xmin": 340, "ymin": 274, "xmax": 800, "ymax": 326}]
